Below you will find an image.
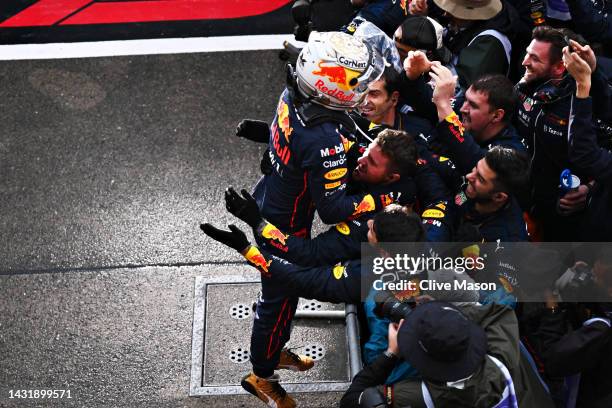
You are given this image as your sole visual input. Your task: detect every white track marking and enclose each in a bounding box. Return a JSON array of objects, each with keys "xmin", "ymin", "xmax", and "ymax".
[{"xmin": 0, "ymin": 34, "xmax": 306, "ymax": 60}]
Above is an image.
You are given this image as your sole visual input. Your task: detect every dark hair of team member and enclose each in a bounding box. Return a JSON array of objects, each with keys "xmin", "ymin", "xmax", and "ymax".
[
  {"xmin": 484, "ymin": 146, "xmax": 529, "ymax": 197},
  {"xmin": 375, "ymin": 129, "xmax": 417, "ymax": 177},
  {"xmin": 470, "ymin": 74, "xmax": 518, "ymax": 124},
  {"xmin": 532, "ymin": 26, "xmax": 583, "ymax": 64},
  {"xmin": 380, "ymin": 65, "xmax": 403, "ymax": 97},
  {"xmin": 373, "ymin": 205, "xmax": 425, "ymax": 254}
]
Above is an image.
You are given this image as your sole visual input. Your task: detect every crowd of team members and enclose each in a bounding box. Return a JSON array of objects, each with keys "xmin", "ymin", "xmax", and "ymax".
[{"xmin": 201, "ymin": 0, "xmax": 612, "ymax": 407}]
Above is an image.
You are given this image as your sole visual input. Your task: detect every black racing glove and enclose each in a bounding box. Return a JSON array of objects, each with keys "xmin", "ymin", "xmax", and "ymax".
[
  {"xmin": 260, "ymin": 148, "xmax": 273, "ymax": 175},
  {"xmin": 200, "ymin": 223, "xmax": 250, "ymax": 252},
  {"xmin": 236, "ymin": 119, "xmax": 270, "ymax": 143},
  {"xmin": 225, "ymin": 187, "xmax": 264, "ymax": 228}
]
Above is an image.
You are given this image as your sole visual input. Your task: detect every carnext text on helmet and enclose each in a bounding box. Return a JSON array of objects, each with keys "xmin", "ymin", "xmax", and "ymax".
[{"xmin": 338, "ymin": 56, "xmax": 367, "ymax": 70}]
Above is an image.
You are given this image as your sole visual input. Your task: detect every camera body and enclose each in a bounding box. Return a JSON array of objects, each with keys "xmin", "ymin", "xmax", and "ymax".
[{"xmin": 373, "ymin": 290, "xmax": 416, "ymax": 323}]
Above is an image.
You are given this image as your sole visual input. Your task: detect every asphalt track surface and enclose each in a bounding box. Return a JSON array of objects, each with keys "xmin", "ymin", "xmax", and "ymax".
[
  {"xmin": 0, "ymin": 50, "xmax": 343, "ymax": 406},
  {"xmin": 1, "ymin": 50, "xmax": 280, "ymax": 273}
]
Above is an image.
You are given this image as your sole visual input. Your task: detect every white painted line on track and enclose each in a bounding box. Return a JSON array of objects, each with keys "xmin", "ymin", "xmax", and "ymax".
[{"xmin": 0, "ymin": 34, "xmax": 306, "ymax": 60}]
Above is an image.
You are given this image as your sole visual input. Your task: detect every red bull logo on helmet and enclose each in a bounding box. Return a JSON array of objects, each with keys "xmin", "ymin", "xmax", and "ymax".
[
  {"xmin": 262, "ymin": 223, "xmax": 288, "ymax": 246},
  {"xmin": 312, "ymin": 60, "xmax": 361, "ymax": 97},
  {"xmin": 244, "ymin": 246, "xmax": 272, "ymax": 275},
  {"xmin": 312, "ymin": 62, "xmax": 348, "ymax": 86},
  {"xmin": 314, "ymin": 80, "xmax": 355, "ymax": 103}
]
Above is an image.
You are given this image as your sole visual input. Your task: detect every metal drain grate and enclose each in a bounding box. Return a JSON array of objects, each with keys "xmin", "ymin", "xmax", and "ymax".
[
  {"xmin": 229, "ymin": 303, "xmax": 251, "ymax": 320},
  {"xmin": 228, "ymin": 347, "xmax": 250, "ymax": 363},
  {"xmin": 303, "ymin": 343, "xmax": 326, "ymax": 361},
  {"xmin": 300, "ymin": 300, "xmax": 323, "ymax": 311},
  {"xmin": 190, "ymin": 276, "xmax": 361, "ymax": 396}
]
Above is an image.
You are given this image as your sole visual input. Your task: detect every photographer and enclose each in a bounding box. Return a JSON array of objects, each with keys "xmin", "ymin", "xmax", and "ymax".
[
  {"xmin": 362, "ymin": 270, "xmax": 480, "ymax": 385},
  {"xmin": 341, "ymin": 301, "xmax": 554, "ymax": 407}
]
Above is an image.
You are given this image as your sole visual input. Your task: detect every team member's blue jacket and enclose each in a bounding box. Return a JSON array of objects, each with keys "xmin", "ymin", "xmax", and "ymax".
[
  {"xmin": 432, "ymin": 111, "xmax": 527, "ymax": 175},
  {"xmin": 352, "ymin": 107, "xmax": 455, "ymax": 238},
  {"xmin": 353, "ymin": 108, "xmax": 454, "ymax": 241},
  {"xmin": 253, "ymin": 88, "xmax": 383, "ymax": 236},
  {"xmin": 515, "ymin": 73, "xmax": 611, "ymax": 218},
  {"xmin": 254, "ymin": 218, "xmax": 365, "ymax": 267},
  {"xmin": 253, "ymin": 196, "xmax": 452, "ymax": 269},
  {"xmin": 452, "ymin": 191, "xmax": 527, "ymax": 308},
  {"xmin": 455, "ymin": 193, "xmax": 528, "ymax": 242}
]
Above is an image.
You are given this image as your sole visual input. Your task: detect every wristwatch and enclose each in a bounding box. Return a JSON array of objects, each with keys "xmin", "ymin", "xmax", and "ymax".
[{"xmin": 383, "ymin": 350, "xmax": 397, "ymax": 359}]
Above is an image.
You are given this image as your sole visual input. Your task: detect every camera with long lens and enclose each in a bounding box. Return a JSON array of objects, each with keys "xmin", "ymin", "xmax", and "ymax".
[{"xmin": 373, "ymin": 290, "xmax": 416, "ymax": 323}]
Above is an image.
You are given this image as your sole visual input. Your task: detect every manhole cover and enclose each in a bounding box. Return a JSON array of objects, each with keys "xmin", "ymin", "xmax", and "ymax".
[
  {"xmin": 229, "ymin": 303, "xmax": 252, "ymax": 320},
  {"xmin": 229, "ymin": 347, "xmax": 250, "ymax": 363},
  {"xmin": 303, "ymin": 344, "xmax": 326, "ymax": 361}
]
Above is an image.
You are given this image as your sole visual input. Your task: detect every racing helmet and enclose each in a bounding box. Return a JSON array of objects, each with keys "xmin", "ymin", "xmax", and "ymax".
[{"xmin": 296, "ymin": 31, "xmax": 384, "ymax": 110}]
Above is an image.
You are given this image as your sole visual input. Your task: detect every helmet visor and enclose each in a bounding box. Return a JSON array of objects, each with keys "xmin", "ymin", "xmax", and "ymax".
[{"xmin": 354, "ymin": 44, "xmax": 384, "ymax": 94}]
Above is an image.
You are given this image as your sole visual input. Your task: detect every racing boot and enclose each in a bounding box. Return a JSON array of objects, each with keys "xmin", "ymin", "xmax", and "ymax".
[
  {"xmin": 276, "ymin": 348, "xmax": 314, "ymax": 372},
  {"xmin": 241, "ymin": 373, "xmax": 296, "ymax": 408}
]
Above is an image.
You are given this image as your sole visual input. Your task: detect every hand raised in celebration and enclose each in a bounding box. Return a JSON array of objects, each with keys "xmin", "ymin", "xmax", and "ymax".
[
  {"xmin": 429, "ymin": 63, "xmax": 457, "ymax": 119},
  {"xmin": 562, "ymin": 45, "xmax": 592, "ymax": 97},
  {"xmin": 409, "ymin": 0, "xmax": 428, "ymax": 16},
  {"xmin": 567, "ymin": 39, "xmax": 596, "ymax": 71},
  {"xmin": 403, "ymin": 50, "xmax": 433, "ymax": 80}
]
